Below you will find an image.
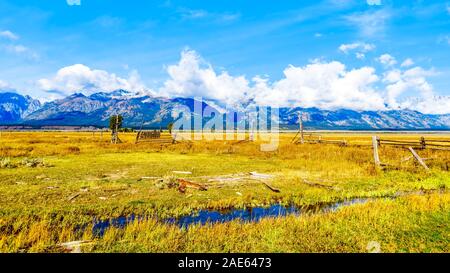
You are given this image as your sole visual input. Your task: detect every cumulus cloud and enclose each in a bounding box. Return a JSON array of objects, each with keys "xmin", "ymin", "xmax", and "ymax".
[
  {"xmin": 160, "ymin": 49, "xmax": 449, "ymax": 113},
  {"xmin": 66, "ymin": 0, "xmax": 81, "ymax": 6},
  {"xmin": 377, "ymin": 53, "xmax": 397, "ymax": 66},
  {"xmin": 37, "ymin": 50, "xmax": 447, "ymax": 114},
  {"xmin": 0, "ymin": 30, "xmax": 19, "ymax": 40},
  {"xmin": 400, "ymin": 96, "xmax": 450, "ymax": 115},
  {"xmin": 160, "ymin": 50, "xmax": 250, "ymax": 105},
  {"xmin": 161, "ymin": 49, "xmax": 386, "ymax": 111},
  {"xmin": 38, "ymin": 64, "xmax": 148, "ymax": 96},
  {"xmin": 252, "ymin": 62, "xmax": 385, "ymax": 110},
  {"xmin": 384, "ymin": 66, "xmax": 436, "ymax": 109}
]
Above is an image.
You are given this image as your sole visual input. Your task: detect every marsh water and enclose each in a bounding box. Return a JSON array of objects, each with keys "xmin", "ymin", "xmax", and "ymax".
[{"xmin": 92, "ymin": 197, "xmax": 373, "ymax": 236}]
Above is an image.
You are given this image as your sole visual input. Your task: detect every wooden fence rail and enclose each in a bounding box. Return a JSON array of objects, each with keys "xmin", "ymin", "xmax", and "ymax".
[
  {"xmin": 377, "ymin": 137, "xmax": 450, "ymax": 150},
  {"xmin": 372, "ymin": 135, "xmax": 450, "ymax": 171},
  {"xmin": 135, "ymin": 130, "xmax": 175, "ymax": 144}
]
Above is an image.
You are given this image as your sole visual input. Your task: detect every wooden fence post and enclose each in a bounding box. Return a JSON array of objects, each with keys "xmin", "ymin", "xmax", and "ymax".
[
  {"xmin": 372, "ymin": 136, "xmax": 381, "ymax": 168},
  {"xmin": 420, "ymin": 137, "xmax": 426, "ymax": 149},
  {"xmin": 135, "ymin": 131, "xmax": 141, "ymax": 144}
]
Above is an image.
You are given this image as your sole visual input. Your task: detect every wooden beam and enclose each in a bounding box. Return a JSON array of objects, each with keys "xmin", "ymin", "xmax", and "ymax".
[
  {"xmin": 420, "ymin": 136, "xmax": 426, "ymax": 149},
  {"xmin": 135, "ymin": 131, "xmax": 141, "ymax": 144},
  {"xmin": 372, "ymin": 136, "xmax": 381, "ymax": 168},
  {"xmin": 290, "ymin": 130, "xmax": 300, "ymax": 143},
  {"xmin": 114, "ymin": 114, "xmax": 119, "ymax": 144},
  {"xmin": 408, "ymin": 147, "xmax": 429, "ymax": 171},
  {"xmin": 261, "ymin": 182, "xmax": 280, "ymax": 193}
]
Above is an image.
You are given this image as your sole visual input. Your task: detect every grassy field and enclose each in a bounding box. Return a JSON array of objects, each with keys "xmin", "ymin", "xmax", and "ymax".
[{"xmin": 0, "ymin": 131, "xmax": 449, "ymax": 253}]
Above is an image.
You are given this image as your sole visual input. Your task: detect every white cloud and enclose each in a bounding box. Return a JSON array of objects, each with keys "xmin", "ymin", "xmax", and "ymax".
[
  {"xmin": 38, "ymin": 64, "xmax": 148, "ymax": 96},
  {"xmin": 66, "ymin": 0, "xmax": 81, "ymax": 6},
  {"xmin": 339, "ymin": 42, "xmax": 375, "ymax": 54},
  {"xmin": 36, "ymin": 50, "xmax": 448, "ymax": 114},
  {"xmin": 383, "ymin": 69, "xmax": 402, "ymax": 83},
  {"xmin": 254, "ymin": 62, "xmax": 385, "ymax": 111},
  {"xmin": 0, "ymin": 80, "xmax": 11, "ymax": 90},
  {"xmin": 400, "ymin": 96, "xmax": 450, "ymax": 115},
  {"xmin": 161, "ymin": 49, "xmax": 386, "ymax": 111},
  {"xmin": 314, "ymin": 33, "xmax": 323, "ymax": 38},
  {"xmin": 0, "ymin": 30, "xmax": 19, "ymax": 40},
  {"xmin": 345, "ymin": 9, "xmax": 391, "ymax": 37},
  {"xmin": 339, "ymin": 42, "xmax": 375, "ymax": 59},
  {"xmin": 401, "ymin": 58, "xmax": 414, "ymax": 67},
  {"xmin": 384, "ymin": 66, "xmax": 436, "ymax": 109},
  {"xmin": 377, "ymin": 53, "xmax": 397, "ymax": 66},
  {"xmin": 0, "ymin": 30, "xmax": 38, "ymax": 60},
  {"xmin": 447, "ymin": 4, "xmax": 450, "ymax": 15},
  {"xmin": 160, "ymin": 49, "xmax": 449, "ymax": 113},
  {"xmin": 367, "ymin": 0, "xmax": 381, "ymax": 6},
  {"xmin": 161, "ymin": 50, "xmax": 250, "ymax": 105}
]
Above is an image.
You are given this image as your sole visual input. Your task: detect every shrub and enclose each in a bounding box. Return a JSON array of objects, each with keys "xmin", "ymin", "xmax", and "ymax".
[
  {"xmin": 0, "ymin": 158, "xmax": 16, "ymax": 169},
  {"xmin": 21, "ymin": 158, "xmax": 45, "ymax": 168},
  {"xmin": 155, "ymin": 175, "xmax": 179, "ymax": 189},
  {"xmin": 66, "ymin": 146, "xmax": 81, "ymax": 154}
]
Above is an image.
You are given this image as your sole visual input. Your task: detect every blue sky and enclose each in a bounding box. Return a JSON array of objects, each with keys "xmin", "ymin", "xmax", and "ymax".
[{"xmin": 1, "ymin": 0, "xmax": 450, "ymax": 113}]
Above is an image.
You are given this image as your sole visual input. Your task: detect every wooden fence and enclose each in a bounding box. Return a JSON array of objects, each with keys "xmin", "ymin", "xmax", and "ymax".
[
  {"xmin": 293, "ymin": 133, "xmax": 449, "ymax": 171},
  {"xmin": 375, "ymin": 136, "xmax": 450, "ymax": 150},
  {"xmin": 135, "ymin": 130, "xmax": 174, "ymax": 144},
  {"xmin": 372, "ymin": 136, "xmax": 450, "ymax": 171},
  {"xmin": 292, "ymin": 133, "xmax": 347, "ymax": 146}
]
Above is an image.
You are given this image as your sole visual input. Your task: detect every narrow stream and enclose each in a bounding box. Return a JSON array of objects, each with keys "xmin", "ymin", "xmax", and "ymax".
[{"xmin": 92, "ymin": 197, "xmax": 374, "ymax": 236}]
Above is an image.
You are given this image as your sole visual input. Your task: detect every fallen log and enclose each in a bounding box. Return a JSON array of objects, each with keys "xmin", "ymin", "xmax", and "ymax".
[
  {"xmin": 177, "ymin": 178, "xmax": 208, "ymax": 191},
  {"xmin": 262, "ymin": 182, "xmax": 280, "ymax": 193}
]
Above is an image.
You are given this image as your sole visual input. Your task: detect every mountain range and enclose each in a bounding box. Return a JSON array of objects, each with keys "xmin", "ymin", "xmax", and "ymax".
[{"xmin": 1, "ymin": 90, "xmax": 450, "ymax": 130}]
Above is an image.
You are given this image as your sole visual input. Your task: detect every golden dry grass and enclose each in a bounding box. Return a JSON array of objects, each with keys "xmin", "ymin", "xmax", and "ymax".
[{"xmin": 0, "ymin": 131, "xmax": 449, "ymax": 252}]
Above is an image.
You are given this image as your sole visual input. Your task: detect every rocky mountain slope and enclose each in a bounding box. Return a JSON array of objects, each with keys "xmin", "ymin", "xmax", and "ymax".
[{"xmin": 1, "ymin": 90, "xmax": 450, "ymax": 130}]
